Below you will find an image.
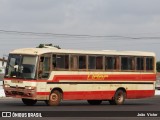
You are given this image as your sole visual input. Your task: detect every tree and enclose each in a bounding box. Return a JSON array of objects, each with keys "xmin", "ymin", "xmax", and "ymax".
[
  {"xmin": 53, "ymin": 45, "xmax": 61, "ymax": 49},
  {"xmin": 36, "ymin": 44, "xmax": 61, "ymax": 49},
  {"xmin": 156, "ymin": 61, "xmax": 160, "ymax": 72}
]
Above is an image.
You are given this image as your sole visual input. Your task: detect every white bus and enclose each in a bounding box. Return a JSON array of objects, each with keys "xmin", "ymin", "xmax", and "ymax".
[{"xmin": 3, "ymin": 47, "xmax": 156, "ymax": 106}]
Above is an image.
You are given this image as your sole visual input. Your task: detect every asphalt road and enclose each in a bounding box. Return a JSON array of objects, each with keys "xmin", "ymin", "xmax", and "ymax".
[{"xmin": 0, "ymin": 96, "xmax": 160, "ymax": 120}]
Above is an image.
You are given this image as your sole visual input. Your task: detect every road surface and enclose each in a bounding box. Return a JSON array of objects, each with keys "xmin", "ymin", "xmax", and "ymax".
[{"xmin": 0, "ymin": 96, "xmax": 160, "ymax": 120}]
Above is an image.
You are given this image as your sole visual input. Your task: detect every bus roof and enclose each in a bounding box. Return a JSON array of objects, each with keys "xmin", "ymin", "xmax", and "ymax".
[{"xmin": 10, "ymin": 48, "xmax": 156, "ymax": 57}]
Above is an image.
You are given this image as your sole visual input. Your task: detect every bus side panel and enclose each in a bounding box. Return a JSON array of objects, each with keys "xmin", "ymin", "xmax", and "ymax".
[
  {"xmin": 62, "ymin": 90, "xmax": 155, "ymax": 100},
  {"xmin": 35, "ymin": 90, "xmax": 155, "ymax": 101},
  {"xmin": 46, "ymin": 72, "xmax": 156, "ymax": 100},
  {"xmin": 126, "ymin": 90, "xmax": 155, "ymax": 99},
  {"xmin": 63, "ymin": 91, "xmax": 115, "ymax": 100}
]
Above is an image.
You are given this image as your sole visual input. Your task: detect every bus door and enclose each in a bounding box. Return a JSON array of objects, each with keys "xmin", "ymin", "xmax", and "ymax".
[{"xmin": 37, "ymin": 54, "xmax": 52, "ymax": 99}]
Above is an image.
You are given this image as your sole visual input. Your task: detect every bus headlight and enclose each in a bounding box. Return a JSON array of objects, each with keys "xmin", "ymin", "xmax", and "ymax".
[
  {"xmin": 4, "ymin": 84, "xmax": 10, "ymax": 88},
  {"xmin": 25, "ymin": 86, "xmax": 35, "ymax": 90}
]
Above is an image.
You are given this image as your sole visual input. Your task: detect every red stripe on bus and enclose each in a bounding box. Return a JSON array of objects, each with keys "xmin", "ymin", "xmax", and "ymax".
[
  {"xmin": 52, "ymin": 74, "xmax": 156, "ymax": 82},
  {"xmin": 127, "ymin": 90, "xmax": 155, "ymax": 99},
  {"xmin": 4, "ymin": 74, "xmax": 156, "ymax": 82},
  {"xmin": 37, "ymin": 90, "xmax": 155, "ymax": 100}
]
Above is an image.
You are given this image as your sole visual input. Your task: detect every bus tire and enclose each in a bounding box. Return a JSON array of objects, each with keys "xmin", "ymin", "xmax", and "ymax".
[
  {"xmin": 22, "ymin": 98, "xmax": 37, "ymax": 106},
  {"xmin": 44, "ymin": 100, "xmax": 49, "ymax": 106},
  {"xmin": 48, "ymin": 90, "xmax": 62, "ymax": 106},
  {"xmin": 87, "ymin": 100, "xmax": 102, "ymax": 105},
  {"xmin": 109, "ymin": 89, "xmax": 126, "ymax": 105}
]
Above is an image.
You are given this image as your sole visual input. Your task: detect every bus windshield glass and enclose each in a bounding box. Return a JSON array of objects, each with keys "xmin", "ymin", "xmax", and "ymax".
[{"xmin": 5, "ymin": 54, "xmax": 37, "ymax": 79}]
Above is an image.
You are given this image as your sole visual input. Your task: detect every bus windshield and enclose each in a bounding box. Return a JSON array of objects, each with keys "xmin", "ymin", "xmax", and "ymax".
[{"xmin": 5, "ymin": 54, "xmax": 38, "ymax": 79}]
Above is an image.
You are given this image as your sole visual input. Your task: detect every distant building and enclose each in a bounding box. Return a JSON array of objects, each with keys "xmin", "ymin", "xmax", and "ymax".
[{"xmin": 0, "ymin": 58, "xmax": 7, "ymax": 74}]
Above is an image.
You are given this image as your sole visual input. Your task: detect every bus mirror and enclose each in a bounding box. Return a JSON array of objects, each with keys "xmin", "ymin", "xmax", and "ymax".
[
  {"xmin": 2, "ymin": 57, "xmax": 5, "ymax": 66},
  {"xmin": 14, "ymin": 65, "xmax": 19, "ymax": 72}
]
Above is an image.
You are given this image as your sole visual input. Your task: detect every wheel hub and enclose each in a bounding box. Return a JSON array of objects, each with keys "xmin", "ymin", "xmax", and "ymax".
[{"xmin": 51, "ymin": 93, "xmax": 58, "ymax": 101}]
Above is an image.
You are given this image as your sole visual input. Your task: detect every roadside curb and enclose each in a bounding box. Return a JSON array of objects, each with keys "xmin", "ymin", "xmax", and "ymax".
[
  {"xmin": 0, "ymin": 89, "xmax": 5, "ymax": 97},
  {"xmin": 155, "ymin": 90, "xmax": 160, "ymax": 95}
]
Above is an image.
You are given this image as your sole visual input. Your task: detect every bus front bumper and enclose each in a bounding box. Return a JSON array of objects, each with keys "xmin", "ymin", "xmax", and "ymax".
[{"xmin": 4, "ymin": 85, "xmax": 36, "ymax": 98}]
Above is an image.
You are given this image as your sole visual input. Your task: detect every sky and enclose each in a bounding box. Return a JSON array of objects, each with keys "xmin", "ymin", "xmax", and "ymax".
[{"xmin": 0, "ymin": 0, "xmax": 160, "ymax": 60}]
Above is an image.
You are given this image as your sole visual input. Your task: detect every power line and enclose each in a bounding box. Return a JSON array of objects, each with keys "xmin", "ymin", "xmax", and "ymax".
[
  {"xmin": 0, "ymin": 29, "xmax": 124, "ymax": 38},
  {"xmin": 0, "ymin": 29, "xmax": 160, "ymax": 39}
]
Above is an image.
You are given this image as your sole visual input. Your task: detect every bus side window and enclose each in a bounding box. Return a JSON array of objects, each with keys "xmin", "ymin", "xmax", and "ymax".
[
  {"xmin": 43, "ymin": 57, "xmax": 50, "ymax": 71},
  {"xmin": 38, "ymin": 55, "xmax": 51, "ymax": 79},
  {"xmin": 88, "ymin": 56, "xmax": 96, "ymax": 69},
  {"xmin": 52, "ymin": 55, "xmax": 56, "ymax": 69},
  {"xmin": 56, "ymin": 55, "xmax": 65, "ymax": 69},
  {"xmin": 70, "ymin": 55, "xmax": 78, "ymax": 70},
  {"xmin": 105, "ymin": 56, "xmax": 117, "ymax": 70},
  {"xmin": 121, "ymin": 57, "xmax": 134, "ymax": 70},
  {"xmin": 79, "ymin": 56, "xmax": 86, "ymax": 69},
  {"xmin": 56, "ymin": 55, "xmax": 69, "ymax": 69},
  {"xmin": 136, "ymin": 57, "xmax": 144, "ymax": 70},
  {"xmin": 146, "ymin": 57, "xmax": 154, "ymax": 71},
  {"xmin": 96, "ymin": 56, "xmax": 103, "ymax": 69},
  {"xmin": 65, "ymin": 55, "xmax": 69, "ymax": 69}
]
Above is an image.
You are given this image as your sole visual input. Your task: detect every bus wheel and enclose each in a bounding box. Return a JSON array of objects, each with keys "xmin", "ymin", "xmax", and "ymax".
[
  {"xmin": 48, "ymin": 90, "xmax": 62, "ymax": 106},
  {"xmin": 87, "ymin": 100, "xmax": 102, "ymax": 105},
  {"xmin": 109, "ymin": 90, "xmax": 126, "ymax": 105},
  {"xmin": 22, "ymin": 98, "xmax": 37, "ymax": 106}
]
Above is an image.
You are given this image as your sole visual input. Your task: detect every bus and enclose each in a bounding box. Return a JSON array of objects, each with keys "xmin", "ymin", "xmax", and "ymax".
[{"xmin": 3, "ymin": 47, "xmax": 156, "ymax": 106}]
